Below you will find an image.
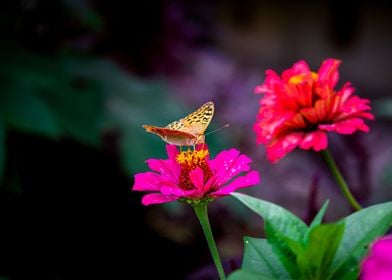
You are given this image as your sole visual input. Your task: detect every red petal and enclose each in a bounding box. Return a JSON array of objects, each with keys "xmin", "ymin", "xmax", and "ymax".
[
  {"xmin": 319, "ymin": 118, "xmax": 369, "ymax": 134},
  {"xmin": 317, "ymin": 59, "xmax": 341, "ymax": 88},
  {"xmin": 299, "ymin": 131, "xmax": 328, "ymax": 151},
  {"xmin": 267, "ymin": 133, "xmax": 303, "ymax": 163}
]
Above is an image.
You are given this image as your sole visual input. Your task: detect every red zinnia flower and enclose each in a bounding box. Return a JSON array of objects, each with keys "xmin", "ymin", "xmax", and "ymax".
[
  {"xmin": 132, "ymin": 145, "xmax": 260, "ymax": 205},
  {"xmin": 254, "ymin": 59, "xmax": 374, "ymax": 163}
]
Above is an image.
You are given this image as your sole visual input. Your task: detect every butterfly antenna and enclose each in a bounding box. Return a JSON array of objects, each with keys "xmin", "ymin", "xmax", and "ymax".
[{"xmin": 204, "ymin": 124, "xmax": 230, "ymax": 137}]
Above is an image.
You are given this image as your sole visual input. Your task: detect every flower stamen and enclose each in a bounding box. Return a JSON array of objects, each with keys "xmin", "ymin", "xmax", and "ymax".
[
  {"xmin": 176, "ymin": 149, "xmax": 209, "ymax": 167},
  {"xmin": 176, "ymin": 149, "xmax": 213, "ymax": 191}
]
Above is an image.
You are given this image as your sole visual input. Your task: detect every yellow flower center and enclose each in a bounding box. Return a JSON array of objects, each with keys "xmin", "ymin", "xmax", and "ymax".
[
  {"xmin": 176, "ymin": 149, "xmax": 213, "ymax": 191},
  {"xmin": 289, "ymin": 72, "xmax": 318, "ymax": 84},
  {"xmin": 176, "ymin": 149, "xmax": 209, "ymax": 166}
]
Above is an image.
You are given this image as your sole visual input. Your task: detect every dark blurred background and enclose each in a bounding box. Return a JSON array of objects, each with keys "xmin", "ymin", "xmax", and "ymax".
[{"xmin": 0, "ymin": 0, "xmax": 392, "ymax": 279}]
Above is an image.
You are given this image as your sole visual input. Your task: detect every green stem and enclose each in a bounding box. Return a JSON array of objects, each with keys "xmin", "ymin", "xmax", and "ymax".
[
  {"xmin": 193, "ymin": 203, "xmax": 226, "ymax": 280},
  {"xmin": 321, "ymin": 149, "xmax": 362, "ymax": 211}
]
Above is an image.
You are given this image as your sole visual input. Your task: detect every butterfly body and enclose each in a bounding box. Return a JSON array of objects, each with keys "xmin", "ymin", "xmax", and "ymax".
[{"xmin": 143, "ymin": 101, "xmax": 214, "ymax": 146}]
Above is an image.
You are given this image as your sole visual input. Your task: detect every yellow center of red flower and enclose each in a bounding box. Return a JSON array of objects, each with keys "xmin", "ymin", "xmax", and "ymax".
[
  {"xmin": 289, "ymin": 72, "xmax": 318, "ymax": 84},
  {"xmin": 176, "ymin": 149, "xmax": 213, "ymax": 190}
]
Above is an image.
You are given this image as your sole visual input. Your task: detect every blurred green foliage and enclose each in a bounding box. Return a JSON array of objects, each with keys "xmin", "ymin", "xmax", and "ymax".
[
  {"xmin": 0, "ymin": 123, "xmax": 4, "ymax": 182},
  {"xmin": 373, "ymin": 98, "xmax": 392, "ymax": 119},
  {"xmin": 60, "ymin": 0, "xmax": 104, "ymax": 31},
  {"xmin": 0, "ymin": 40, "xmax": 225, "ymax": 191}
]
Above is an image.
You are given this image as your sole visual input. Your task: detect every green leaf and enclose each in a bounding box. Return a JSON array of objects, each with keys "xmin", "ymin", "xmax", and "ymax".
[
  {"xmin": 297, "ymin": 223, "xmax": 345, "ymax": 280},
  {"xmin": 1, "ymin": 89, "xmax": 62, "ymax": 138},
  {"xmin": 330, "ymin": 201, "xmax": 392, "ymax": 278},
  {"xmin": 0, "ymin": 122, "xmax": 5, "ymax": 183},
  {"xmin": 39, "ymin": 82, "xmax": 104, "ymax": 147},
  {"xmin": 232, "ymin": 192, "xmax": 307, "ymax": 279},
  {"xmin": 228, "ymin": 269, "xmax": 277, "ymax": 280},
  {"xmin": 305, "ymin": 200, "xmax": 330, "ymax": 241},
  {"xmin": 329, "ymin": 256, "xmax": 358, "ymax": 280},
  {"xmin": 232, "ymin": 193, "xmax": 308, "ymax": 242},
  {"xmin": 242, "ymin": 237, "xmax": 291, "ymax": 279},
  {"xmin": 1, "ymin": 47, "xmax": 105, "ymax": 146},
  {"xmin": 263, "ymin": 221, "xmax": 302, "ymax": 279}
]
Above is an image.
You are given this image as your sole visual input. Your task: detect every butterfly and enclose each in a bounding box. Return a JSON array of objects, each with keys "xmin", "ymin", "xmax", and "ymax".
[{"xmin": 143, "ymin": 101, "xmax": 214, "ymax": 146}]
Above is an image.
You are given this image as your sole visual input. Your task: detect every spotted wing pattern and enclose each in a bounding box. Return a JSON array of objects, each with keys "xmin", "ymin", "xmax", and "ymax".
[
  {"xmin": 165, "ymin": 101, "xmax": 214, "ymax": 136},
  {"xmin": 142, "ymin": 101, "xmax": 214, "ymax": 146}
]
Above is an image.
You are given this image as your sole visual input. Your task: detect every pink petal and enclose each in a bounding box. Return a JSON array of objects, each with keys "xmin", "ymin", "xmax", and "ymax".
[
  {"xmin": 255, "ymin": 84, "xmax": 273, "ymax": 94},
  {"xmin": 133, "ymin": 172, "xmax": 161, "ymax": 191},
  {"xmin": 299, "ymin": 131, "xmax": 328, "ymax": 151},
  {"xmin": 162, "ymin": 186, "xmax": 202, "ymax": 199},
  {"xmin": 141, "ymin": 193, "xmax": 178, "ymax": 205},
  {"xmin": 160, "ymin": 185, "xmax": 191, "ymax": 196},
  {"xmin": 362, "ymin": 257, "xmax": 392, "ymax": 279},
  {"xmin": 183, "ymin": 190, "xmax": 205, "ymax": 199},
  {"xmin": 189, "ymin": 167, "xmax": 205, "ymax": 191},
  {"xmin": 211, "ymin": 171, "xmax": 260, "ymax": 197},
  {"xmin": 360, "ymin": 112, "xmax": 375, "ymax": 120},
  {"xmin": 159, "ymin": 170, "xmax": 204, "ymax": 199},
  {"xmin": 263, "ymin": 69, "xmax": 282, "ymax": 87},
  {"xmin": 340, "ymin": 96, "xmax": 373, "ymax": 115},
  {"xmin": 372, "ymin": 269, "xmax": 392, "ymax": 279},
  {"xmin": 291, "ymin": 60, "xmax": 311, "ymax": 73},
  {"xmin": 337, "ymin": 82, "xmax": 355, "ymax": 103},
  {"xmin": 317, "ymin": 59, "xmax": 341, "ymax": 88},
  {"xmin": 282, "ymin": 60, "xmax": 310, "ymax": 82},
  {"xmin": 319, "ymin": 118, "xmax": 369, "ymax": 134},
  {"xmin": 146, "ymin": 159, "xmax": 180, "ymax": 179},
  {"xmin": 372, "ymin": 237, "xmax": 392, "ymax": 261},
  {"xmin": 210, "ymin": 149, "xmax": 252, "ymax": 185},
  {"xmin": 166, "ymin": 145, "xmax": 179, "ymax": 162},
  {"xmin": 209, "ymin": 148, "xmax": 238, "ymax": 170},
  {"xmin": 361, "ymin": 236, "xmax": 392, "ymax": 280}
]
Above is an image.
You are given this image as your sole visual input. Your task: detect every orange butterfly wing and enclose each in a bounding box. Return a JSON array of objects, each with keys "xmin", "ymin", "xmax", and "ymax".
[
  {"xmin": 143, "ymin": 101, "xmax": 214, "ymax": 146},
  {"xmin": 142, "ymin": 125, "xmax": 198, "ymax": 146}
]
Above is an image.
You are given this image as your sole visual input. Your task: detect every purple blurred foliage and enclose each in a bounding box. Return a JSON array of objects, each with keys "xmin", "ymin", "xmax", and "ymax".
[{"xmin": 169, "ymin": 50, "xmax": 260, "ymax": 127}]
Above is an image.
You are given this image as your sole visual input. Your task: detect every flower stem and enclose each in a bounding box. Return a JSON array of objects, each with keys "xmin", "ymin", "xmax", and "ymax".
[
  {"xmin": 321, "ymin": 149, "xmax": 362, "ymax": 211},
  {"xmin": 193, "ymin": 203, "xmax": 226, "ymax": 280}
]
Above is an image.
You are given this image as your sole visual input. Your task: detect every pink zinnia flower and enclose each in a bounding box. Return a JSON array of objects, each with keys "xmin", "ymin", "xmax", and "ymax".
[
  {"xmin": 132, "ymin": 145, "xmax": 260, "ymax": 205},
  {"xmin": 254, "ymin": 59, "xmax": 374, "ymax": 163},
  {"xmin": 361, "ymin": 235, "xmax": 392, "ymax": 280}
]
